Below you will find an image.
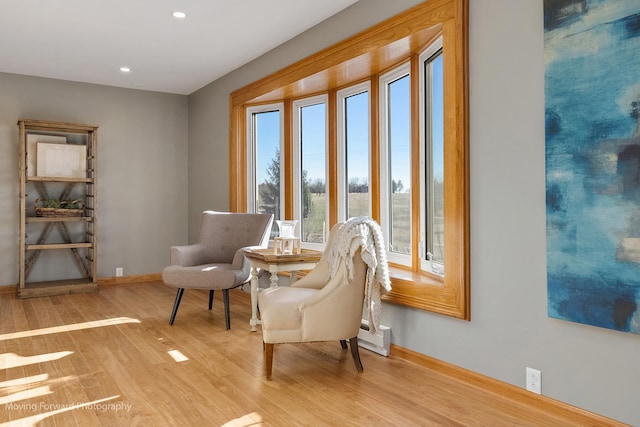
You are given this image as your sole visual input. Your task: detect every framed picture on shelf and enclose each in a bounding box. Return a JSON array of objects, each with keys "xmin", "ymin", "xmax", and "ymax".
[
  {"xmin": 26, "ymin": 134, "xmax": 67, "ymax": 176},
  {"xmin": 36, "ymin": 142, "xmax": 87, "ymax": 178}
]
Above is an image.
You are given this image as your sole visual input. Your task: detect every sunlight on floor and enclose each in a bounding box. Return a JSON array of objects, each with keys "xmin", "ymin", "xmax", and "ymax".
[
  {"xmin": 1, "ymin": 374, "xmax": 78, "ymax": 406},
  {"xmin": 0, "ymin": 351, "xmax": 72, "ymax": 370},
  {"xmin": 0, "ymin": 374, "xmax": 48, "ymax": 388},
  {"xmin": 167, "ymin": 349, "xmax": 189, "ymax": 362},
  {"xmin": 0, "ymin": 317, "xmax": 140, "ymax": 341},
  {"xmin": 221, "ymin": 412, "xmax": 264, "ymax": 427},
  {"xmin": 0, "ymin": 317, "xmax": 140, "ymax": 426},
  {"xmin": 0, "ymin": 386, "xmax": 51, "ymax": 405}
]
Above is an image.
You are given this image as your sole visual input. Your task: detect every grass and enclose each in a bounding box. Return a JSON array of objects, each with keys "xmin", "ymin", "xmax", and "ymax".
[{"xmin": 302, "ymin": 193, "xmax": 411, "ymax": 253}]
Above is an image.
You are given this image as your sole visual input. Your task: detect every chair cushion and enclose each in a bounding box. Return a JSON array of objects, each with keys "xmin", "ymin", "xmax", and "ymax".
[
  {"xmin": 258, "ymin": 286, "xmax": 318, "ymax": 342},
  {"xmin": 162, "ymin": 263, "xmax": 248, "ymax": 290}
]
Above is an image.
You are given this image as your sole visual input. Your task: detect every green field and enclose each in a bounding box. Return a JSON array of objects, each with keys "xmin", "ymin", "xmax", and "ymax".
[{"xmin": 301, "ymin": 193, "xmax": 412, "ymax": 254}]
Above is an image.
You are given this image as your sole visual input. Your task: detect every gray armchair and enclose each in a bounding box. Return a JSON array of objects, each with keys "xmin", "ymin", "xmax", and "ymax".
[{"xmin": 162, "ymin": 210, "xmax": 273, "ymax": 329}]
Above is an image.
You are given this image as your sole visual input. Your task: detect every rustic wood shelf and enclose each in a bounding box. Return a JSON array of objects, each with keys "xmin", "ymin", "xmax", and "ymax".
[
  {"xmin": 26, "ymin": 243, "xmax": 93, "ymax": 250},
  {"xmin": 18, "ymin": 279, "xmax": 98, "ymax": 298},
  {"xmin": 27, "ymin": 216, "xmax": 93, "ymax": 223},
  {"xmin": 27, "ymin": 176, "xmax": 93, "ymax": 183},
  {"xmin": 17, "ymin": 119, "xmax": 99, "ymax": 298}
]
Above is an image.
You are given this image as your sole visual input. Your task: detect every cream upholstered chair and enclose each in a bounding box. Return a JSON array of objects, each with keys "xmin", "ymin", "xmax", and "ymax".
[
  {"xmin": 258, "ymin": 222, "xmax": 370, "ymax": 379},
  {"xmin": 162, "ymin": 211, "xmax": 273, "ymax": 330}
]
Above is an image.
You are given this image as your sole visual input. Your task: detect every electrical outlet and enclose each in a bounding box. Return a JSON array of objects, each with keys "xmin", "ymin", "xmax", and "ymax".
[
  {"xmin": 526, "ymin": 367, "xmax": 541, "ymax": 394},
  {"xmin": 116, "ymin": 267, "xmax": 123, "ymax": 277}
]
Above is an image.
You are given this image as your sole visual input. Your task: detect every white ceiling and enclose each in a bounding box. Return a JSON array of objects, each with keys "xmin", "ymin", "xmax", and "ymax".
[{"xmin": 0, "ymin": 0, "xmax": 358, "ymax": 95}]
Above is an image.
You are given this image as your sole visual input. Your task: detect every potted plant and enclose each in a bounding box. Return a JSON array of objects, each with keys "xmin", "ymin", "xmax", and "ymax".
[{"xmin": 35, "ymin": 198, "xmax": 84, "ymax": 217}]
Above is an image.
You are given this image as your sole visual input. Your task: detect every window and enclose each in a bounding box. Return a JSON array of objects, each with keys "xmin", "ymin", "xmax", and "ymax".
[
  {"xmin": 380, "ymin": 64, "xmax": 412, "ymax": 265},
  {"xmin": 246, "ymin": 103, "xmax": 284, "ymax": 237},
  {"xmin": 420, "ymin": 38, "xmax": 445, "ymax": 275},
  {"xmin": 293, "ymin": 96, "xmax": 328, "ymax": 247},
  {"xmin": 337, "ymin": 82, "xmax": 371, "ymax": 221},
  {"xmin": 230, "ymin": 0, "xmax": 469, "ymax": 320}
]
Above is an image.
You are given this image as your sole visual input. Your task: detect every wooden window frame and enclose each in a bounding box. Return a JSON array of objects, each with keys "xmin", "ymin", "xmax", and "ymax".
[{"xmin": 230, "ymin": 0, "xmax": 469, "ymax": 320}]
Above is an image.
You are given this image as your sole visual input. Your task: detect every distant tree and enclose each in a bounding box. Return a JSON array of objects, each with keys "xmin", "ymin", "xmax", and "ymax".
[
  {"xmin": 348, "ymin": 177, "xmax": 369, "ymax": 193},
  {"xmin": 260, "ymin": 149, "xmax": 312, "ymax": 218},
  {"xmin": 309, "ymin": 179, "xmax": 326, "ymax": 194},
  {"xmin": 301, "ymin": 169, "xmax": 311, "ymax": 218},
  {"xmin": 260, "ymin": 149, "xmax": 280, "ymax": 219},
  {"xmin": 392, "ymin": 179, "xmax": 404, "ymax": 193}
]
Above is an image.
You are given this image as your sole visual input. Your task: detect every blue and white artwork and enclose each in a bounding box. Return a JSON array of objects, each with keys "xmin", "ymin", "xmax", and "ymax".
[{"xmin": 545, "ymin": 0, "xmax": 640, "ymax": 334}]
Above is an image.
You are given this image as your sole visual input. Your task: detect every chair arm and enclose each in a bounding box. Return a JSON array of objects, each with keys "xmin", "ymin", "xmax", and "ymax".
[
  {"xmin": 297, "ymin": 264, "xmax": 363, "ymax": 340},
  {"xmin": 230, "ymin": 245, "xmax": 264, "ymax": 278},
  {"xmin": 231, "ymin": 245, "xmax": 260, "ymax": 267},
  {"xmin": 170, "ymin": 244, "xmax": 207, "ymax": 266},
  {"xmin": 297, "ymin": 264, "xmax": 346, "ymax": 310}
]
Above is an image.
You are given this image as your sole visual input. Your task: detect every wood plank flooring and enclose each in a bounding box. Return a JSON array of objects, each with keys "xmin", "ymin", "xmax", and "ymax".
[{"xmin": 0, "ymin": 282, "xmax": 626, "ymax": 426}]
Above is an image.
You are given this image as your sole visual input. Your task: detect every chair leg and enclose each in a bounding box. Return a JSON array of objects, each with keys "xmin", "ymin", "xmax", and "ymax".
[
  {"xmin": 349, "ymin": 336, "xmax": 363, "ymax": 373},
  {"xmin": 264, "ymin": 342, "xmax": 274, "ymax": 380},
  {"xmin": 340, "ymin": 340, "xmax": 348, "ymax": 349},
  {"xmin": 223, "ymin": 289, "xmax": 231, "ymax": 330},
  {"xmin": 169, "ymin": 288, "xmax": 185, "ymax": 325},
  {"xmin": 208, "ymin": 290, "xmax": 214, "ymax": 310}
]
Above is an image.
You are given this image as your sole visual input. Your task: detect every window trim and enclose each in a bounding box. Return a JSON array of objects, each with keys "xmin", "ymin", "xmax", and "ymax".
[{"xmin": 229, "ymin": 0, "xmax": 469, "ymax": 320}]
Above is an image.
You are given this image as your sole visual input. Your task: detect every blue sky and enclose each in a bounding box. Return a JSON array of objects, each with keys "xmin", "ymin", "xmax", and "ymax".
[{"xmin": 254, "ymin": 60, "xmax": 444, "ymax": 190}]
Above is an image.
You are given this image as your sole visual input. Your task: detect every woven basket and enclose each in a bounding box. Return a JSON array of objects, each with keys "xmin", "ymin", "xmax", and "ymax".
[{"xmin": 35, "ymin": 199, "xmax": 84, "ymax": 217}]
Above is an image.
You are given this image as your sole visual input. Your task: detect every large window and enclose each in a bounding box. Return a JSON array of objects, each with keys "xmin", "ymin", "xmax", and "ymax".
[
  {"xmin": 380, "ymin": 65, "xmax": 412, "ymax": 265},
  {"xmin": 230, "ymin": 0, "xmax": 469, "ymax": 320},
  {"xmin": 246, "ymin": 104, "xmax": 284, "ymax": 237},
  {"xmin": 420, "ymin": 38, "xmax": 445, "ymax": 275},
  {"xmin": 337, "ymin": 82, "xmax": 371, "ymax": 221},
  {"xmin": 293, "ymin": 96, "xmax": 328, "ymax": 247}
]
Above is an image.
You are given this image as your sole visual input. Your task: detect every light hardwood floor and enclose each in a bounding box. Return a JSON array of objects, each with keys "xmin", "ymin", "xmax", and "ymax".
[{"xmin": 0, "ymin": 282, "xmax": 626, "ymax": 426}]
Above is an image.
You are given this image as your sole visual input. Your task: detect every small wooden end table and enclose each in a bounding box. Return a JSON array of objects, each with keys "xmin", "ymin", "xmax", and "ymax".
[{"xmin": 244, "ymin": 248, "xmax": 322, "ymax": 331}]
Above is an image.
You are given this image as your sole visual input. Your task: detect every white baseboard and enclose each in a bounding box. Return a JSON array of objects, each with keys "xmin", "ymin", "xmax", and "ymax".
[{"xmin": 358, "ymin": 319, "xmax": 390, "ymax": 356}]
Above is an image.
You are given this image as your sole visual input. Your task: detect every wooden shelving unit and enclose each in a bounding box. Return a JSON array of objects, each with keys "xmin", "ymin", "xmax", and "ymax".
[{"xmin": 17, "ymin": 119, "xmax": 99, "ymax": 298}]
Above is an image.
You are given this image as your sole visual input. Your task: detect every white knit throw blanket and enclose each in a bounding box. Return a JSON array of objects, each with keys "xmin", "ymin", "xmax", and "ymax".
[{"xmin": 327, "ymin": 217, "xmax": 391, "ymax": 334}]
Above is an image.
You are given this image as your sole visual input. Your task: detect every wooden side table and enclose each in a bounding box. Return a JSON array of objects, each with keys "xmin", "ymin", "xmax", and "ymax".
[{"xmin": 244, "ymin": 248, "xmax": 322, "ymax": 331}]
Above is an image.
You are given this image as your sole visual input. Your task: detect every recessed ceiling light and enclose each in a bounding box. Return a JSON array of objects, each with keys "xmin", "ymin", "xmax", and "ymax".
[
  {"xmin": 120, "ymin": 67, "xmax": 131, "ymax": 73},
  {"xmin": 172, "ymin": 11, "xmax": 186, "ymax": 19}
]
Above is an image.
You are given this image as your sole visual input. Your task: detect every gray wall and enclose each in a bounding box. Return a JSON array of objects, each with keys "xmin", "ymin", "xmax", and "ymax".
[
  {"xmin": 188, "ymin": 0, "xmax": 639, "ymax": 424},
  {"xmin": 0, "ymin": 73, "xmax": 189, "ymax": 282}
]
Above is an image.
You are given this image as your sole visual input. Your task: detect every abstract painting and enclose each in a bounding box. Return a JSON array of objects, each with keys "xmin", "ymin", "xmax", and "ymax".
[{"xmin": 545, "ymin": 0, "xmax": 640, "ymax": 334}]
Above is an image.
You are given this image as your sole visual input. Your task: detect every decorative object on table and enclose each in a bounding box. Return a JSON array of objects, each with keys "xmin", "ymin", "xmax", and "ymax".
[
  {"xmin": 545, "ymin": 0, "xmax": 640, "ymax": 334},
  {"xmin": 34, "ymin": 198, "xmax": 84, "ymax": 217},
  {"xmin": 273, "ymin": 219, "xmax": 300, "ymax": 255}
]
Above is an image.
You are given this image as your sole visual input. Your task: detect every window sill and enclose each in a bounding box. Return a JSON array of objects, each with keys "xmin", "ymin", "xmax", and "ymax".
[
  {"xmin": 383, "ymin": 265, "xmax": 468, "ymax": 320},
  {"xmin": 388, "ymin": 265, "xmax": 444, "ymax": 287}
]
